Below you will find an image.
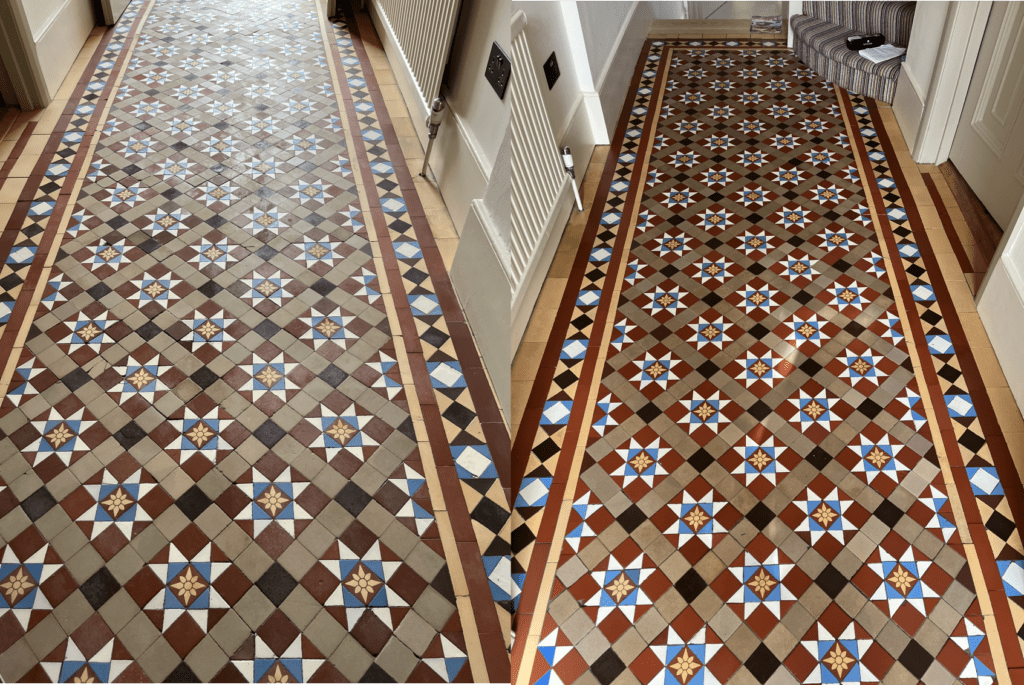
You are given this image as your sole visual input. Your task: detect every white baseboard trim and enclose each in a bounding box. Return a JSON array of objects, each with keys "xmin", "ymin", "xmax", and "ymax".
[
  {"xmin": 892, "ymin": 69, "xmax": 925, "ymax": 158},
  {"xmin": 452, "ymin": 199, "xmax": 512, "ymax": 422},
  {"xmin": 977, "ymin": 258, "xmax": 1024, "ymax": 417}
]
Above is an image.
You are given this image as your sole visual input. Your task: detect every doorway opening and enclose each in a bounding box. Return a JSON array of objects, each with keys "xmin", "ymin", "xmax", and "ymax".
[{"xmin": 650, "ymin": 1, "xmax": 786, "ymax": 41}]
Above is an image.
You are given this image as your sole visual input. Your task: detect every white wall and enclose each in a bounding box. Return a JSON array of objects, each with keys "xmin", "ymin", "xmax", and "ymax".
[
  {"xmin": 978, "ymin": 195, "xmax": 1024, "ymax": 416},
  {"xmin": 892, "ymin": 1, "xmax": 950, "ymax": 156},
  {"xmin": 650, "ymin": 1, "xmax": 686, "ymax": 19},
  {"xmin": 892, "ymin": 2, "xmax": 991, "ymax": 165},
  {"xmin": 510, "ymin": 1, "xmax": 655, "ymax": 351},
  {"xmin": 579, "ymin": 2, "xmax": 636, "ymax": 82},
  {"xmin": 34, "ymin": 0, "xmax": 95, "ymax": 99}
]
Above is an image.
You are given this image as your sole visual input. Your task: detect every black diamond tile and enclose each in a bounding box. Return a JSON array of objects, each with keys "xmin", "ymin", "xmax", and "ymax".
[
  {"xmin": 791, "ymin": 290, "xmax": 813, "ymax": 305},
  {"xmin": 253, "ymin": 420, "xmax": 286, "ymax": 447},
  {"xmin": 62, "ymin": 368, "xmax": 92, "ymax": 391},
  {"xmin": 176, "ymin": 485, "xmax": 213, "ymax": 520},
  {"xmin": 799, "ymin": 358, "xmax": 822, "ymax": 377},
  {"xmin": 637, "ymin": 402, "xmax": 663, "ymax": 423},
  {"xmin": 86, "ymin": 283, "xmax": 112, "ymax": 300},
  {"xmin": 898, "ymin": 640, "xmax": 933, "ymax": 679},
  {"xmin": 318, "ymin": 364, "xmax": 348, "ymax": 387},
  {"xmin": 166, "ymin": 662, "xmax": 201, "ymax": 683},
  {"xmin": 590, "ymin": 650, "xmax": 626, "ymax": 685},
  {"xmin": 310, "ymin": 278, "xmax": 335, "ymax": 296},
  {"xmin": 80, "ymin": 567, "xmax": 121, "ymax": 610},
  {"xmin": 256, "ymin": 562, "xmax": 298, "ymax": 607},
  {"xmin": 616, "ymin": 504, "xmax": 645, "ymax": 533},
  {"xmin": 136, "ymin": 321, "xmax": 162, "ymax": 340},
  {"xmin": 335, "ymin": 482, "xmax": 372, "ymax": 516},
  {"xmin": 695, "ymin": 360, "xmax": 720, "ymax": 379},
  {"xmin": 987, "ymin": 510, "xmax": 1016, "ymax": 541},
  {"xmin": 858, "ymin": 398, "xmax": 883, "ymax": 419},
  {"xmin": 744, "ymin": 643, "xmax": 781, "ymax": 684},
  {"xmin": 197, "ymin": 280, "xmax": 223, "ymax": 298},
  {"xmin": 113, "ymin": 421, "xmax": 146, "ymax": 450},
  {"xmin": 688, "ymin": 448, "xmax": 714, "ymax": 472},
  {"xmin": 748, "ymin": 323, "xmax": 770, "ymax": 340},
  {"xmin": 674, "ymin": 568, "xmax": 707, "ymax": 603},
  {"xmin": 21, "ymin": 487, "xmax": 58, "ymax": 521},
  {"xmin": 815, "ymin": 564, "xmax": 848, "ymax": 599},
  {"xmin": 441, "ymin": 402, "xmax": 475, "ymax": 430},
  {"xmin": 746, "ymin": 502, "xmax": 775, "ymax": 530},
  {"xmin": 805, "ymin": 446, "xmax": 833, "ymax": 470},
  {"xmin": 253, "ymin": 319, "xmax": 281, "ymax": 340},
  {"xmin": 359, "ymin": 664, "xmax": 396, "ymax": 683},
  {"xmin": 748, "ymin": 400, "xmax": 771, "ymax": 421},
  {"xmin": 471, "ymin": 497, "xmax": 508, "ymax": 534},
  {"xmin": 874, "ymin": 500, "xmax": 904, "ymax": 528},
  {"xmin": 190, "ymin": 367, "xmax": 219, "ymax": 390}
]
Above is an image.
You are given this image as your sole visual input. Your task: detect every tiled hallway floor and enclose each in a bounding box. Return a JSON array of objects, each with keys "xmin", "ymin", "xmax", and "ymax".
[
  {"xmin": 0, "ymin": 0, "xmax": 509, "ymax": 681},
  {"xmin": 512, "ymin": 39, "xmax": 1024, "ymax": 685}
]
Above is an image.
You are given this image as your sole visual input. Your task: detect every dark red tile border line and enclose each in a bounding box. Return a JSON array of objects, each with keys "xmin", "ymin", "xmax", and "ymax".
[
  {"xmin": 854, "ymin": 93, "xmax": 1024, "ymax": 671},
  {"xmin": 329, "ymin": 5, "xmax": 510, "ymax": 680},
  {"xmin": 0, "ymin": 9, "xmax": 150, "ymax": 368},
  {"xmin": 510, "ymin": 39, "xmax": 667, "ymax": 673}
]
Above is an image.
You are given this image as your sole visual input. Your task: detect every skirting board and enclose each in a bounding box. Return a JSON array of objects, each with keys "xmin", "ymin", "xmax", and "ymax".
[
  {"xmin": 977, "ymin": 257, "xmax": 1024, "ymax": 417},
  {"xmin": 892, "ymin": 69, "xmax": 925, "ymax": 158},
  {"xmin": 452, "ymin": 199, "xmax": 512, "ymax": 422}
]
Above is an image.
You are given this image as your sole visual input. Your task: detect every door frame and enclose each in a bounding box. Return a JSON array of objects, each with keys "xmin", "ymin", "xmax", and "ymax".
[
  {"xmin": 909, "ymin": 1, "xmax": 992, "ymax": 165},
  {"xmin": 0, "ymin": 0, "xmax": 51, "ymax": 110}
]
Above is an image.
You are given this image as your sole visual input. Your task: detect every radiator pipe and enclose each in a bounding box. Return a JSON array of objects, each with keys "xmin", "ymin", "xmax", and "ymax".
[
  {"xmin": 420, "ymin": 98, "xmax": 446, "ymax": 178},
  {"xmin": 562, "ymin": 146, "xmax": 583, "ymax": 211}
]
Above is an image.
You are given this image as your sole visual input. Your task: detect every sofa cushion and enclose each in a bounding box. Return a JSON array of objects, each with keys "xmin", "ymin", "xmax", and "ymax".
[{"xmin": 791, "ymin": 14, "xmax": 904, "ymax": 82}]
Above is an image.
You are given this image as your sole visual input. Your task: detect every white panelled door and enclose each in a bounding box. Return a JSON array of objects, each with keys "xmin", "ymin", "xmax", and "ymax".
[{"xmin": 950, "ymin": 2, "xmax": 1024, "ymax": 230}]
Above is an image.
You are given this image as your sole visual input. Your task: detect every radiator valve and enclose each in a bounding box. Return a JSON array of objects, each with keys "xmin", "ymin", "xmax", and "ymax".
[
  {"xmin": 562, "ymin": 146, "xmax": 583, "ymax": 211},
  {"xmin": 421, "ymin": 98, "xmax": 447, "ymax": 177}
]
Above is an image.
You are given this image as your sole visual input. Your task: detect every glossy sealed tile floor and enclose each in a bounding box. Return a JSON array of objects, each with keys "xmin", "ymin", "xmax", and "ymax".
[
  {"xmin": 0, "ymin": 0, "xmax": 509, "ymax": 681},
  {"xmin": 511, "ymin": 39, "xmax": 1024, "ymax": 685}
]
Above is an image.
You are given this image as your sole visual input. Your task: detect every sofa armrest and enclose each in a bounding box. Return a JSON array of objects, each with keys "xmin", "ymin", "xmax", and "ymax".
[{"xmin": 802, "ymin": 2, "xmax": 916, "ymax": 46}]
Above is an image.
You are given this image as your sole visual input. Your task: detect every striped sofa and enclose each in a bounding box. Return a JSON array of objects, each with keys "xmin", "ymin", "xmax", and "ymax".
[{"xmin": 791, "ymin": 1, "xmax": 916, "ymax": 103}]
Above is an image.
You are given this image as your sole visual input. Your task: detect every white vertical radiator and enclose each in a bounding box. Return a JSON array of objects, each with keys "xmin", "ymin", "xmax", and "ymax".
[
  {"xmin": 370, "ymin": 0, "xmax": 461, "ymax": 112},
  {"xmin": 510, "ymin": 10, "xmax": 571, "ymax": 348}
]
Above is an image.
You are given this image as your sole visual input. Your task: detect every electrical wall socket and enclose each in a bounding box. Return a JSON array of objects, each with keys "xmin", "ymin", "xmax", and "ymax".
[{"xmin": 485, "ymin": 42, "xmax": 511, "ymax": 100}]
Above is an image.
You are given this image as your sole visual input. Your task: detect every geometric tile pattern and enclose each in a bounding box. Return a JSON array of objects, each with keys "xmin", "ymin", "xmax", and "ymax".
[
  {"xmin": 0, "ymin": 0, "xmax": 507, "ymax": 681},
  {"xmin": 513, "ymin": 39, "xmax": 1014, "ymax": 685}
]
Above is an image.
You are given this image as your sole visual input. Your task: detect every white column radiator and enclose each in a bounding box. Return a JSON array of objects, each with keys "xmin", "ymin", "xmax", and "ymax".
[
  {"xmin": 371, "ymin": 0, "xmax": 461, "ymax": 112},
  {"xmin": 510, "ymin": 10, "xmax": 570, "ymax": 347}
]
